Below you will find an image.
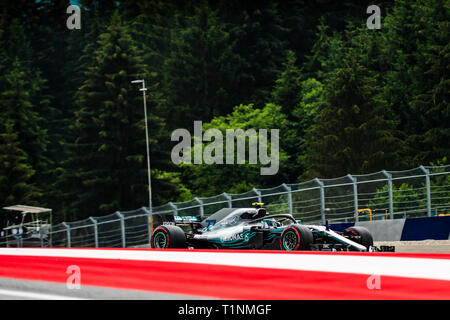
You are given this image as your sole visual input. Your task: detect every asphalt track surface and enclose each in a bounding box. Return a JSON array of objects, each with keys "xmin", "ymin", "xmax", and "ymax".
[
  {"xmin": 375, "ymin": 240, "xmax": 450, "ymax": 253},
  {"xmin": 0, "ymin": 247, "xmax": 449, "ymax": 300},
  {"xmin": 0, "ymin": 278, "xmax": 202, "ymax": 300}
]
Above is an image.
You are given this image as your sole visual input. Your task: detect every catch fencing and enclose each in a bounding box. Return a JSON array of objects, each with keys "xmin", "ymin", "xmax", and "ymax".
[{"xmin": 1, "ymin": 165, "xmax": 449, "ymax": 248}]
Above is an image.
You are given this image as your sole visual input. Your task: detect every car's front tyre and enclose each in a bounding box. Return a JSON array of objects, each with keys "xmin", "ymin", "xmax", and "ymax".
[
  {"xmin": 280, "ymin": 224, "xmax": 313, "ymax": 251},
  {"xmin": 343, "ymin": 226, "xmax": 373, "ymax": 249}
]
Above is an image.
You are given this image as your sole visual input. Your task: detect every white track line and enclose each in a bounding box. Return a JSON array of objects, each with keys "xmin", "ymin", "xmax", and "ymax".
[
  {"xmin": 1, "ymin": 248, "xmax": 450, "ymax": 281},
  {"xmin": 0, "ymin": 288, "xmax": 86, "ymax": 300}
]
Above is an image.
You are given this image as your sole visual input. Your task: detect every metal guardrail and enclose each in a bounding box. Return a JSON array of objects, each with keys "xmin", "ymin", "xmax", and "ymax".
[{"xmin": 1, "ymin": 165, "xmax": 449, "ymax": 248}]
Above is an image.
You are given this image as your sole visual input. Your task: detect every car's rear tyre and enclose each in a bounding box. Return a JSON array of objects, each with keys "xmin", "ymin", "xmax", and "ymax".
[
  {"xmin": 343, "ymin": 226, "xmax": 373, "ymax": 249},
  {"xmin": 151, "ymin": 225, "xmax": 187, "ymax": 249},
  {"xmin": 280, "ymin": 224, "xmax": 313, "ymax": 251}
]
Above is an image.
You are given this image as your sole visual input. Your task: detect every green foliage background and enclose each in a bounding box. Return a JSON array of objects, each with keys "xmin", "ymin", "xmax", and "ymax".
[{"xmin": 0, "ymin": 0, "xmax": 448, "ymax": 222}]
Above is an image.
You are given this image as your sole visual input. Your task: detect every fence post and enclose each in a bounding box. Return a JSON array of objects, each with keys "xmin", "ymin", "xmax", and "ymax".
[
  {"xmin": 62, "ymin": 222, "xmax": 71, "ymax": 248},
  {"xmin": 223, "ymin": 193, "xmax": 232, "ymax": 208},
  {"xmin": 89, "ymin": 217, "xmax": 98, "ymax": 248},
  {"xmin": 147, "ymin": 212, "xmax": 152, "ymax": 247},
  {"xmin": 144, "ymin": 207, "xmax": 152, "ymax": 247},
  {"xmin": 39, "ymin": 228, "xmax": 44, "ymax": 248},
  {"xmin": 314, "ymin": 178, "xmax": 326, "ymax": 225},
  {"xmin": 347, "ymin": 174, "xmax": 358, "ymax": 222},
  {"xmin": 194, "ymin": 197, "xmax": 204, "ymax": 217},
  {"xmin": 115, "ymin": 212, "xmax": 126, "ymax": 248},
  {"xmin": 253, "ymin": 188, "xmax": 262, "ymax": 203},
  {"xmin": 420, "ymin": 165, "xmax": 432, "ymax": 217},
  {"xmin": 282, "ymin": 183, "xmax": 293, "ymax": 215},
  {"xmin": 382, "ymin": 170, "xmax": 394, "ymax": 219},
  {"xmin": 168, "ymin": 202, "xmax": 178, "ymax": 216},
  {"xmin": 47, "ymin": 225, "xmax": 52, "ymax": 248}
]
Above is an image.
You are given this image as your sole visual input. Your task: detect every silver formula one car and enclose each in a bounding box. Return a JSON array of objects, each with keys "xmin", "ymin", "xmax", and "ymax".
[{"xmin": 151, "ymin": 204, "xmax": 394, "ymax": 252}]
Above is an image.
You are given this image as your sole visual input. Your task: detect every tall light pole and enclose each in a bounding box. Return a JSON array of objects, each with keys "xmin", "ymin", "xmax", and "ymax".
[{"xmin": 131, "ymin": 80, "xmax": 153, "ymax": 217}]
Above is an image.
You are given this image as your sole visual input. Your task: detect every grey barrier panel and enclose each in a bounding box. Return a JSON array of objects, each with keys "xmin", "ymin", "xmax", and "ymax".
[{"xmin": 356, "ymin": 219, "xmax": 406, "ymax": 241}]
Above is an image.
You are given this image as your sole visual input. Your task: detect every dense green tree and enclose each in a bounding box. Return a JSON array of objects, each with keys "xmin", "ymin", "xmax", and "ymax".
[
  {"xmin": 0, "ymin": 19, "xmax": 49, "ymax": 170},
  {"xmin": 397, "ymin": 0, "xmax": 449, "ymax": 164},
  {"xmin": 378, "ymin": 0, "xmax": 449, "ymax": 166},
  {"xmin": 0, "ymin": 22, "xmax": 40, "ymax": 206},
  {"xmin": 301, "ymin": 52, "xmax": 404, "ymax": 179},
  {"xmin": 163, "ymin": 2, "xmax": 244, "ymax": 129},
  {"xmin": 0, "ymin": 57, "xmax": 46, "ymax": 205},
  {"xmin": 0, "ymin": 0, "xmax": 448, "ymax": 224},
  {"xmin": 215, "ymin": 0, "xmax": 288, "ymax": 107},
  {"xmin": 293, "ymin": 78, "xmax": 323, "ymax": 130},
  {"xmin": 0, "ymin": 16, "xmax": 49, "ymax": 206},
  {"xmin": 0, "ymin": 121, "xmax": 39, "ymax": 206},
  {"xmin": 270, "ymin": 50, "xmax": 313, "ymax": 180},
  {"xmin": 303, "ymin": 22, "xmax": 345, "ymax": 81},
  {"xmin": 0, "ymin": 59, "xmax": 47, "ymax": 172},
  {"xmin": 64, "ymin": 13, "xmax": 168, "ymax": 218},
  {"xmin": 180, "ymin": 103, "xmax": 291, "ymax": 196},
  {"xmin": 291, "ymin": 78, "xmax": 324, "ymax": 174},
  {"xmin": 271, "ymin": 50, "xmax": 303, "ymax": 117}
]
